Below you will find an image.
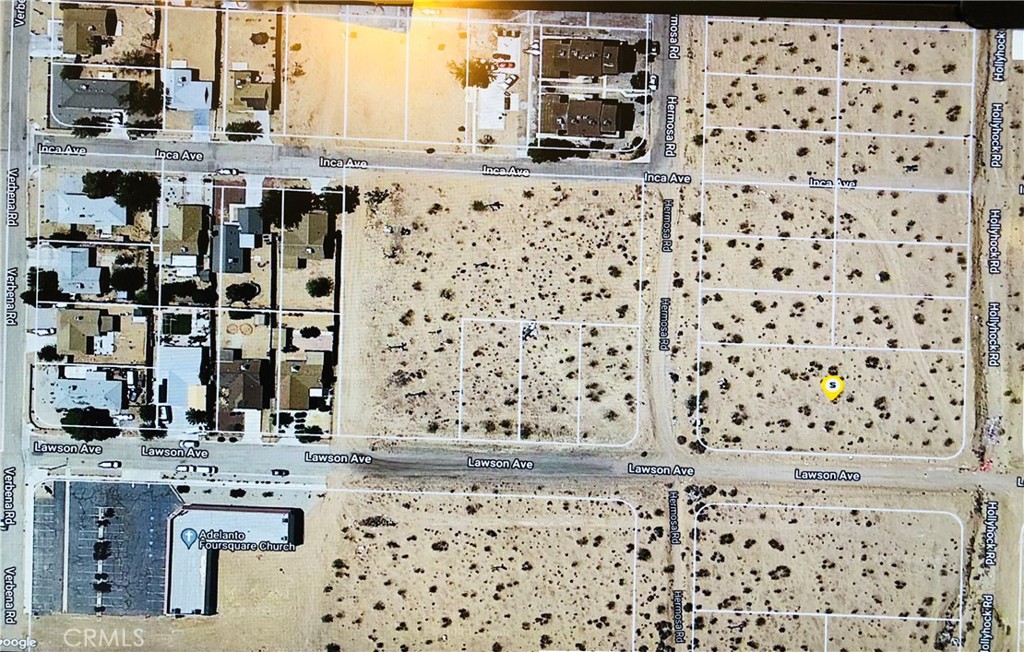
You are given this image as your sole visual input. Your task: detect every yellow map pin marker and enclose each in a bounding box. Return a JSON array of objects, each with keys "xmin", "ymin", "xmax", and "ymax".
[{"xmin": 820, "ymin": 375, "xmax": 844, "ymax": 401}]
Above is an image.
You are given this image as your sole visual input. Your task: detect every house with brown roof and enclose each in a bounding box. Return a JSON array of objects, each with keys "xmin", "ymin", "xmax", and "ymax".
[
  {"xmin": 218, "ymin": 349, "xmax": 271, "ymax": 412},
  {"xmin": 62, "ymin": 8, "xmax": 115, "ymax": 56},
  {"xmin": 280, "ymin": 351, "xmax": 327, "ymax": 411},
  {"xmin": 283, "ymin": 210, "xmax": 332, "ymax": 269},
  {"xmin": 540, "ymin": 95, "xmax": 635, "ymax": 139},
  {"xmin": 540, "ymin": 38, "xmax": 635, "ymax": 79},
  {"xmin": 163, "ymin": 204, "xmax": 208, "ymax": 274},
  {"xmin": 230, "ymin": 71, "xmax": 274, "ymax": 112},
  {"xmin": 57, "ymin": 308, "xmax": 117, "ymax": 359}
]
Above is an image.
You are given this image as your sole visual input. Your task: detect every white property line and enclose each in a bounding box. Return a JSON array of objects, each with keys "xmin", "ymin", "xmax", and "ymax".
[
  {"xmin": 333, "ymin": 168, "xmax": 348, "ymax": 442},
  {"xmin": 693, "ymin": 16, "xmax": 711, "ymax": 458},
  {"xmin": 706, "ymin": 124, "xmax": 971, "ymax": 142},
  {"xmin": 830, "ymin": 25, "xmax": 843, "ymax": 347},
  {"xmin": 24, "ymin": 475, "xmax": 641, "ymax": 652},
  {"xmin": 697, "ymin": 607, "xmax": 957, "ymax": 623},
  {"xmin": 704, "ymin": 70, "xmax": 973, "ymax": 87},
  {"xmin": 689, "ymin": 502, "xmax": 965, "ymax": 652},
  {"xmin": 343, "ymin": 4, "xmax": 350, "ymax": 139},
  {"xmin": 1018, "ymin": 525, "xmax": 1023, "ymax": 652},
  {"xmin": 695, "ymin": 17, "xmax": 973, "ymax": 462},
  {"xmin": 697, "ymin": 340, "xmax": 965, "ymax": 355},
  {"xmin": 459, "ymin": 318, "xmax": 641, "ymax": 447},
  {"xmin": 700, "ymin": 286, "xmax": 967, "ymax": 303},
  {"xmin": 575, "ymin": 324, "xmax": 583, "ymax": 444},
  {"xmin": 281, "ymin": 6, "xmax": 290, "ymax": 136},
  {"xmin": 703, "ymin": 232, "xmax": 966, "ymax": 248},
  {"xmin": 707, "ymin": 16, "xmax": 973, "ymax": 32},
  {"xmin": 960, "ymin": 30, "xmax": 977, "ymax": 468},
  {"xmin": 403, "ymin": 18, "xmax": 411, "ymax": 142},
  {"xmin": 702, "ymin": 177, "xmax": 970, "ymax": 195}
]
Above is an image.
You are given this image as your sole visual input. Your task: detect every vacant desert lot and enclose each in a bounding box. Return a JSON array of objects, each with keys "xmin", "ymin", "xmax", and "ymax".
[
  {"xmin": 218, "ymin": 491, "xmax": 637, "ymax": 652},
  {"xmin": 692, "ymin": 503, "xmax": 963, "ymax": 651},
  {"xmin": 340, "ymin": 173, "xmax": 649, "ymax": 442}
]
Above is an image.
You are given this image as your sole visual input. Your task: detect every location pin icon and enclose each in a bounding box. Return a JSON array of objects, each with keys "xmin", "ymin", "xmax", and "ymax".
[{"xmin": 181, "ymin": 528, "xmax": 198, "ymax": 550}]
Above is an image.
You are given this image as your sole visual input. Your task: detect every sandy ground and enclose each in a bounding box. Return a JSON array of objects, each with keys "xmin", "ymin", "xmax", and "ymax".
[
  {"xmin": 668, "ymin": 18, "xmax": 978, "ymax": 458},
  {"xmin": 166, "ymin": 6, "xmax": 218, "ymax": 80},
  {"xmin": 283, "ymin": 13, "xmax": 347, "ymax": 137},
  {"xmin": 339, "ymin": 173, "xmax": 650, "ymax": 441},
  {"xmin": 344, "ymin": 24, "xmax": 408, "ymax": 140}
]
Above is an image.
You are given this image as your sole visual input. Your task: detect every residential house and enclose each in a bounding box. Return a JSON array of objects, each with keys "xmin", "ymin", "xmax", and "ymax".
[
  {"xmin": 211, "ymin": 206, "xmax": 265, "ymax": 275},
  {"xmin": 52, "ymin": 369, "xmax": 125, "ymax": 413},
  {"xmin": 219, "ymin": 349, "xmax": 271, "ymax": 411},
  {"xmin": 57, "ymin": 308, "xmax": 117, "ymax": 359},
  {"xmin": 540, "ymin": 95, "xmax": 634, "ymax": 139},
  {"xmin": 54, "ymin": 247, "xmax": 105, "ymax": 296},
  {"xmin": 52, "ymin": 192, "xmax": 127, "ymax": 234},
  {"xmin": 279, "ymin": 351, "xmax": 327, "ymax": 411},
  {"xmin": 155, "ymin": 345, "xmax": 205, "ymax": 425},
  {"xmin": 282, "ymin": 210, "xmax": 331, "ymax": 269},
  {"xmin": 164, "ymin": 69, "xmax": 213, "ymax": 111},
  {"xmin": 230, "ymin": 71, "xmax": 273, "ymax": 112},
  {"xmin": 62, "ymin": 8, "xmax": 115, "ymax": 56},
  {"xmin": 53, "ymin": 77, "xmax": 134, "ymax": 127},
  {"xmin": 541, "ymin": 38, "xmax": 635, "ymax": 79},
  {"xmin": 163, "ymin": 204, "xmax": 207, "ymax": 276}
]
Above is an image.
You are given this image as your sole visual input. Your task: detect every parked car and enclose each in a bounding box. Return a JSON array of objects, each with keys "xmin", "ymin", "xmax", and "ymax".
[
  {"xmin": 175, "ymin": 464, "xmax": 197, "ymax": 473},
  {"xmin": 98, "ymin": 460, "xmax": 122, "ymax": 469},
  {"xmin": 648, "ymin": 73, "xmax": 660, "ymax": 91},
  {"xmin": 215, "ymin": 168, "xmax": 242, "ymax": 175},
  {"xmin": 196, "ymin": 465, "xmax": 218, "ymax": 474},
  {"xmin": 180, "ymin": 440, "xmax": 200, "ymax": 449},
  {"xmin": 271, "ymin": 469, "xmax": 290, "ymax": 477},
  {"xmin": 496, "ymin": 61, "xmax": 516, "ymax": 69}
]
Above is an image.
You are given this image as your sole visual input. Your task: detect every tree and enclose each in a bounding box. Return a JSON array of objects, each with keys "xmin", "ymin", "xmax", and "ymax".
[
  {"xmin": 59, "ymin": 63, "xmax": 84, "ymax": 80},
  {"xmin": 61, "ymin": 408, "xmax": 120, "ymax": 442},
  {"xmin": 109, "ymin": 266, "xmax": 146, "ymax": 294},
  {"xmin": 81, "ymin": 171, "xmax": 120, "ymax": 199},
  {"xmin": 259, "ymin": 189, "xmax": 316, "ymax": 231},
  {"xmin": 81, "ymin": 171, "xmax": 160, "ymax": 214},
  {"xmin": 299, "ymin": 326, "xmax": 321, "ymax": 338},
  {"xmin": 20, "ymin": 268, "xmax": 69, "ymax": 306},
  {"xmin": 527, "ymin": 138, "xmax": 593, "ymax": 163},
  {"xmin": 115, "ymin": 48, "xmax": 160, "ymax": 66},
  {"xmin": 113, "ymin": 172, "xmax": 160, "ymax": 215},
  {"xmin": 71, "ymin": 116, "xmax": 111, "ymax": 138},
  {"xmin": 306, "ymin": 277, "xmax": 332, "ymax": 298},
  {"xmin": 124, "ymin": 83, "xmax": 163, "ymax": 116},
  {"xmin": 447, "ymin": 59, "xmax": 496, "ymax": 88},
  {"xmin": 185, "ymin": 408, "xmax": 208, "ymax": 426},
  {"xmin": 162, "ymin": 280, "xmax": 216, "ymax": 305},
  {"xmin": 127, "ymin": 119, "xmax": 161, "ymax": 139},
  {"xmin": 226, "ymin": 120, "xmax": 262, "ymax": 142},
  {"xmin": 225, "ymin": 282, "xmax": 260, "ymax": 305},
  {"xmin": 320, "ymin": 185, "xmax": 359, "ymax": 216},
  {"xmin": 38, "ymin": 345, "xmax": 62, "ymax": 362}
]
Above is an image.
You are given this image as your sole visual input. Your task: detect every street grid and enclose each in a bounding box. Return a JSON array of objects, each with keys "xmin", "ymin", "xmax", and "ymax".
[
  {"xmin": 23, "ymin": 479, "xmax": 641, "ymax": 652},
  {"xmin": 29, "ymin": 169, "xmax": 648, "ymax": 446},
  {"xmin": 454, "ymin": 177, "xmax": 646, "ymax": 448},
  {"xmin": 39, "ymin": 0, "xmax": 652, "ymax": 153},
  {"xmin": 689, "ymin": 502, "xmax": 965, "ymax": 652},
  {"xmin": 694, "ymin": 17, "xmax": 976, "ymax": 459}
]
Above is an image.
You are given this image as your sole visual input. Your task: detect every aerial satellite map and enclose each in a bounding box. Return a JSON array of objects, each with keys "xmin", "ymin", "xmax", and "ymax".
[{"xmin": 0, "ymin": 0, "xmax": 1019, "ymax": 650}]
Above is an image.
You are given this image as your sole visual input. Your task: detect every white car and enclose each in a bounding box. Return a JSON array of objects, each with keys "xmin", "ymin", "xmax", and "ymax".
[
  {"xmin": 648, "ymin": 73, "xmax": 659, "ymax": 91},
  {"xmin": 180, "ymin": 440, "xmax": 200, "ymax": 449},
  {"xmin": 98, "ymin": 460, "xmax": 122, "ymax": 469},
  {"xmin": 196, "ymin": 465, "xmax": 218, "ymax": 474},
  {"xmin": 214, "ymin": 168, "xmax": 242, "ymax": 175},
  {"xmin": 175, "ymin": 464, "xmax": 197, "ymax": 473}
]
